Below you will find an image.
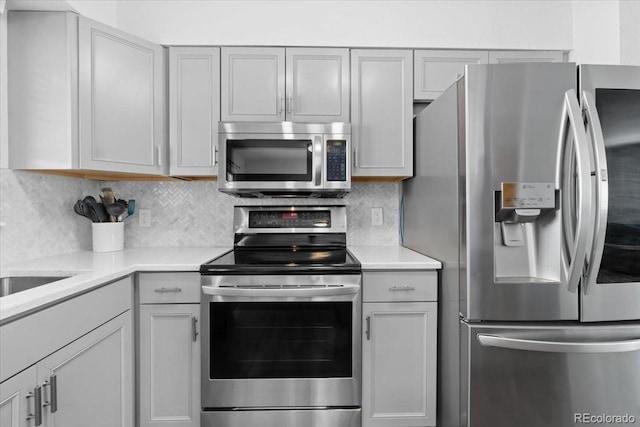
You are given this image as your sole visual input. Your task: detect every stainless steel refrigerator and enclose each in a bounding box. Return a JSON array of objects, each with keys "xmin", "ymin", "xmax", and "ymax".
[{"xmin": 402, "ymin": 63, "xmax": 640, "ymax": 427}]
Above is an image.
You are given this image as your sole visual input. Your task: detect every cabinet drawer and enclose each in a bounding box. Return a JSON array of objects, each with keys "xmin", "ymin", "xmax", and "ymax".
[
  {"xmin": 139, "ymin": 273, "xmax": 201, "ymax": 304},
  {"xmin": 363, "ymin": 270, "xmax": 437, "ymax": 302}
]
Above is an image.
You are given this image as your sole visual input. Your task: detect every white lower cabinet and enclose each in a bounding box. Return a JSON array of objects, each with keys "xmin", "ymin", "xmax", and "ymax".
[
  {"xmin": 0, "ymin": 277, "xmax": 134, "ymax": 427},
  {"xmin": 138, "ymin": 273, "xmax": 200, "ymax": 427},
  {"xmin": 38, "ymin": 311, "xmax": 133, "ymax": 427},
  {"xmin": 0, "ymin": 310, "xmax": 133, "ymax": 427},
  {"xmin": 362, "ymin": 271, "xmax": 438, "ymax": 427},
  {"xmin": 139, "ymin": 304, "xmax": 200, "ymax": 427},
  {"xmin": 0, "ymin": 366, "xmax": 37, "ymax": 427}
]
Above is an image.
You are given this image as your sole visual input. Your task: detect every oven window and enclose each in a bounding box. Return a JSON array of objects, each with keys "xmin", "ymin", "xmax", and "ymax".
[
  {"xmin": 226, "ymin": 139, "xmax": 313, "ymax": 182},
  {"xmin": 210, "ymin": 302, "xmax": 352, "ymax": 379}
]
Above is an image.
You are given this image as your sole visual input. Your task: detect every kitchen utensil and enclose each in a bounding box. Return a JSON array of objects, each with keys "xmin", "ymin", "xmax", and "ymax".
[
  {"xmin": 74, "ymin": 200, "xmax": 93, "ymax": 222},
  {"xmin": 90, "ymin": 199, "xmax": 109, "ymax": 223},
  {"xmin": 105, "ymin": 202, "xmax": 127, "ymax": 220},
  {"xmin": 101, "ymin": 188, "xmax": 116, "ymax": 222}
]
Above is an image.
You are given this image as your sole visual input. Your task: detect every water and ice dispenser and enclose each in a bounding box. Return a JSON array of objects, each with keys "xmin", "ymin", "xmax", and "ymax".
[{"xmin": 494, "ymin": 182, "xmax": 562, "ymax": 284}]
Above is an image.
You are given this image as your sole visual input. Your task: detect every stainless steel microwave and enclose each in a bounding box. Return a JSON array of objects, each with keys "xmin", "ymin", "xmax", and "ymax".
[{"xmin": 218, "ymin": 122, "xmax": 351, "ymax": 197}]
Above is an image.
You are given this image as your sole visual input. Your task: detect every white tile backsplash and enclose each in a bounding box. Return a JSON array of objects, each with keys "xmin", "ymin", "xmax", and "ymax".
[
  {"xmin": 0, "ymin": 170, "xmax": 101, "ymax": 265},
  {"xmin": 1, "ymin": 170, "xmax": 400, "ymax": 265}
]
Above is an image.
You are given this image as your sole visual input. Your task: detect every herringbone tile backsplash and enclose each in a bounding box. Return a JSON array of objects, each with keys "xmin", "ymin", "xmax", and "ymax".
[{"xmin": 1, "ymin": 170, "xmax": 401, "ymax": 265}]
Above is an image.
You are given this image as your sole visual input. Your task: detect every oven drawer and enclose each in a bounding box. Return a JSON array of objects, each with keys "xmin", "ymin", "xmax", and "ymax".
[
  {"xmin": 363, "ymin": 271, "xmax": 437, "ymax": 302},
  {"xmin": 139, "ymin": 272, "xmax": 200, "ymax": 304},
  {"xmin": 202, "ymin": 408, "xmax": 361, "ymax": 427}
]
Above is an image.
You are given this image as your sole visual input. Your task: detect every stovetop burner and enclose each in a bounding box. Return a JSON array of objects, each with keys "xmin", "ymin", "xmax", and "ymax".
[{"xmin": 200, "ymin": 205, "xmax": 361, "ymax": 275}]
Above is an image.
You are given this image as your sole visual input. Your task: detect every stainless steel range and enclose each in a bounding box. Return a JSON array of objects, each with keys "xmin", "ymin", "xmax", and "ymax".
[{"xmin": 199, "ymin": 205, "xmax": 361, "ymax": 427}]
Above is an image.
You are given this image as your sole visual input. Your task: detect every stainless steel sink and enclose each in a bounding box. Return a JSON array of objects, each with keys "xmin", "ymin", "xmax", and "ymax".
[{"xmin": 0, "ymin": 276, "xmax": 71, "ymax": 297}]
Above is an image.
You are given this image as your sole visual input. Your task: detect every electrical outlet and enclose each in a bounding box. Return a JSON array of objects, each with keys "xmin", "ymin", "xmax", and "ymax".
[
  {"xmin": 139, "ymin": 209, "xmax": 151, "ymax": 228},
  {"xmin": 371, "ymin": 207, "xmax": 384, "ymax": 226}
]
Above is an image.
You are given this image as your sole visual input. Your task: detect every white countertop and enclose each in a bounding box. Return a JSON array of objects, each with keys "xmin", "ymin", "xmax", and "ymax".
[
  {"xmin": 349, "ymin": 245, "xmax": 441, "ymax": 270},
  {"xmin": 0, "ymin": 247, "xmax": 229, "ymax": 323},
  {"xmin": 0, "ymin": 245, "xmax": 440, "ymax": 323}
]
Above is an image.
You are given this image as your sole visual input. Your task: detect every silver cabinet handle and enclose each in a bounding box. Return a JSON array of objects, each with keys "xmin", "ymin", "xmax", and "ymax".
[
  {"xmin": 26, "ymin": 386, "xmax": 42, "ymax": 426},
  {"xmin": 478, "ymin": 334, "xmax": 640, "ymax": 354},
  {"xmin": 287, "ymin": 92, "xmax": 293, "ymax": 114},
  {"xmin": 389, "ymin": 285, "xmax": 416, "ymax": 291},
  {"xmin": 278, "ymin": 92, "xmax": 284, "ymax": 114},
  {"xmin": 154, "ymin": 287, "xmax": 182, "ymax": 293},
  {"xmin": 557, "ymin": 89, "xmax": 592, "ymax": 293},
  {"xmin": 213, "ymin": 146, "xmax": 219, "ymax": 166},
  {"xmin": 42, "ymin": 374, "xmax": 57, "ymax": 413},
  {"xmin": 156, "ymin": 146, "xmax": 162, "ymax": 166},
  {"xmin": 581, "ymin": 91, "xmax": 608, "ymax": 295},
  {"xmin": 353, "ymin": 146, "xmax": 359, "ymax": 168},
  {"xmin": 365, "ymin": 316, "xmax": 371, "ymax": 340},
  {"xmin": 192, "ymin": 316, "xmax": 199, "ymax": 342}
]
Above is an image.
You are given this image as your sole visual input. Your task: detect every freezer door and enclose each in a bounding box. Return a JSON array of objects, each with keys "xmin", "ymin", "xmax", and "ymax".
[
  {"xmin": 580, "ymin": 65, "xmax": 640, "ymax": 322},
  {"xmin": 462, "ymin": 321, "xmax": 640, "ymax": 427},
  {"xmin": 463, "ymin": 63, "xmax": 586, "ymax": 321}
]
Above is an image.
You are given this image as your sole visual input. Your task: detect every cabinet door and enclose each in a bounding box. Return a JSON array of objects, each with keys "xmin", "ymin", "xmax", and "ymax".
[
  {"xmin": 286, "ymin": 48, "xmax": 349, "ymax": 123},
  {"xmin": 221, "ymin": 47, "xmax": 285, "ymax": 122},
  {"xmin": 0, "ymin": 367, "xmax": 37, "ymax": 427},
  {"xmin": 351, "ymin": 50, "xmax": 413, "ymax": 177},
  {"xmin": 37, "ymin": 310, "xmax": 133, "ymax": 427},
  {"xmin": 362, "ymin": 302, "xmax": 437, "ymax": 427},
  {"xmin": 489, "ymin": 50, "xmax": 565, "ymax": 64},
  {"xmin": 414, "ymin": 50, "xmax": 489, "ymax": 100},
  {"xmin": 79, "ymin": 17, "xmax": 165, "ymax": 175},
  {"xmin": 139, "ymin": 304, "xmax": 200, "ymax": 427},
  {"xmin": 169, "ymin": 47, "xmax": 221, "ymax": 176}
]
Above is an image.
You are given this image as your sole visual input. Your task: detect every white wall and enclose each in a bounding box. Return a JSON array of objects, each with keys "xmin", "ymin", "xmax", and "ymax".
[
  {"xmin": 115, "ymin": 0, "xmax": 573, "ymax": 50},
  {"xmin": 570, "ymin": 0, "xmax": 640, "ymax": 65},
  {"xmin": 67, "ymin": 0, "xmax": 116, "ymax": 26},
  {"xmin": 571, "ymin": 0, "xmax": 621, "ymax": 64},
  {"xmin": 0, "ymin": 11, "xmax": 7, "ymax": 170},
  {"xmin": 620, "ymin": 0, "xmax": 640, "ymax": 65}
]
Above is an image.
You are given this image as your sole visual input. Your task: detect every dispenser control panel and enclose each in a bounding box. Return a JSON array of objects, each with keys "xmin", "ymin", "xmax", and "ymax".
[{"xmin": 501, "ymin": 182, "xmax": 556, "ymax": 209}]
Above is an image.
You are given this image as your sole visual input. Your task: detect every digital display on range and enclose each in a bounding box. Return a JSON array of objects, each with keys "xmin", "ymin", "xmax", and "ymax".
[{"xmin": 249, "ymin": 210, "xmax": 331, "ymax": 228}]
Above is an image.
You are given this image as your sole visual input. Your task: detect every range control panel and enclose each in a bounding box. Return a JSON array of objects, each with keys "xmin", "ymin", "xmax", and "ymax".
[
  {"xmin": 326, "ymin": 140, "xmax": 347, "ymax": 182},
  {"xmin": 249, "ymin": 210, "xmax": 331, "ymax": 228}
]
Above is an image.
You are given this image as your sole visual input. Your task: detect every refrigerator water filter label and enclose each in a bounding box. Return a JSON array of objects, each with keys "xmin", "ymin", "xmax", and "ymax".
[{"xmin": 501, "ymin": 182, "xmax": 556, "ymax": 209}]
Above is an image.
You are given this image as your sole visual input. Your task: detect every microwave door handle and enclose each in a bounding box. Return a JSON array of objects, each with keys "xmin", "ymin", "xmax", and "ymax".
[
  {"xmin": 202, "ymin": 284, "xmax": 360, "ymax": 298},
  {"xmin": 314, "ymin": 136, "xmax": 322, "ymax": 186},
  {"xmin": 558, "ymin": 89, "xmax": 592, "ymax": 294},
  {"xmin": 581, "ymin": 91, "xmax": 608, "ymax": 295}
]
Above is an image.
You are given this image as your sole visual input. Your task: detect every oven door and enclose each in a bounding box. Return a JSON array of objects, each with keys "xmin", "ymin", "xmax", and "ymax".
[
  {"xmin": 201, "ymin": 275, "xmax": 361, "ymax": 409},
  {"xmin": 218, "ymin": 133, "xmax": 324, "ymax": 193}
]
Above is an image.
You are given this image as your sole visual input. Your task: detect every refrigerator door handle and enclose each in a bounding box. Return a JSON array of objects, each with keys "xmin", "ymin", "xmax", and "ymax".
[
  {"xmin": 477, "ymin": 334, "xmax": 640, "ymax": 354},
  {"xmin": 581, "ymin": 91, "xmax": 608, "ymax": 295},
  {"xmin": 558, "ymin": 89, "xmax": 592, "ymax": 294}
]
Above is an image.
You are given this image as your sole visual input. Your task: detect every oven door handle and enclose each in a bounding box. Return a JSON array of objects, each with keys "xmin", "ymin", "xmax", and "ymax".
[{"xmin": 202, "ymin": 284, "xmax": 360, "ymax": 298}]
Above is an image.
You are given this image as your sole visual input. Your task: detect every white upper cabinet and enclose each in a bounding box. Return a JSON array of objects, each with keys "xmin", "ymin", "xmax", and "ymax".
[
  {"xmin": 414, "ymin": 50, "xmax": 565, "ymax": 101},
  {"xmin": 221, "ymin": 47, "xmax": 349, "ymax": 122},
  {"xmin": 221, "ymin": 47, "xmax": 285, "ymax": 122},
  {"xmin": 489, "ymin": 50, "xmax": 565, "ymax": 64},
  {"xmin": 169, "ymin": 47, "xmax": 221, "ymax": 176},
  {"xmin": 351, "ymin": 49, "xmax": 413, "ymax": 177},
  {"xmin": 414, "ymin": 50, "xmax": 489, "ymax": 101},
  {"xmin": 79, "ymin": 18, "xmax": 165, "ymax": 174},
  {"xmin": 8, "ymin": 11, "xmax": 166, "ymax": 175},
  {"xmin": 285, "ymin": 48, "xmax": 350, "ymax": 123}
]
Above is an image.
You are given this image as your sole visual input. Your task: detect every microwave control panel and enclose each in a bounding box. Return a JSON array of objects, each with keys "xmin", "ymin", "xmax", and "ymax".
[{"xmin": 326, "ymin": 140, "xmax": 347, "ymax": 181}]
